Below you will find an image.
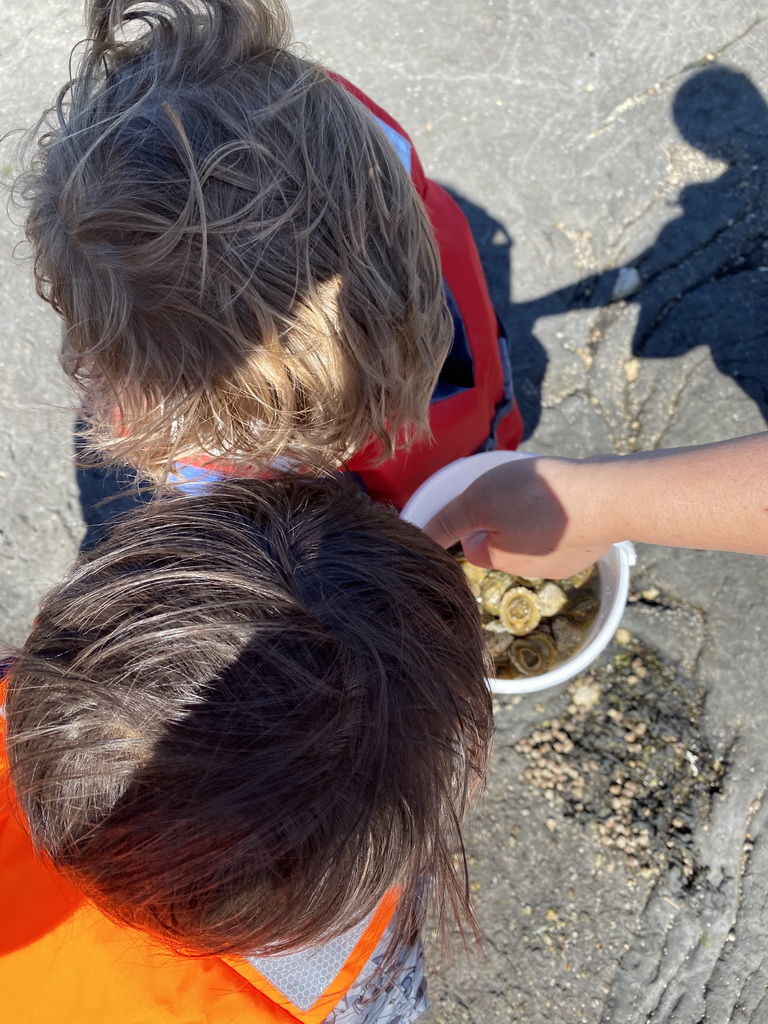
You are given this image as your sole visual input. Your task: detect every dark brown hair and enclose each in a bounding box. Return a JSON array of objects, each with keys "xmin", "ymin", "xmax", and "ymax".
[
  {"xmin": 6, "ymin": 476, "xmax": 492, "ymax": 961},
  {"xmin": 18, "ymin": 0, "xmax": 452, "ymax": 479}
]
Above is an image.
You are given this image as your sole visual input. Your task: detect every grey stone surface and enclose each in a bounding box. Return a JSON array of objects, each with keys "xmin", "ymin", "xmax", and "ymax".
[{"xmin": 2, "ymin": 2, "xmax": 768, "ymax": 1022}]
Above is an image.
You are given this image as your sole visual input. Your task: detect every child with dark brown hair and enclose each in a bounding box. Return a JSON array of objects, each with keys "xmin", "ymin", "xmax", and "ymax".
[
  {"xmin": 19, "ymin": 0, "xmax": 522, "ymax": 518},
  {"xmin": 1, "ymin": 475, "xmax": 492, "ymax": 1024}
]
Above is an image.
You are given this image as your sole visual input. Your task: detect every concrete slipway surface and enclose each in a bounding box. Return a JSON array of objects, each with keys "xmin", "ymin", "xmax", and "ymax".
[{"xmin": 2, "ymin": 2, "xmax": 768, "ymax": 1022}]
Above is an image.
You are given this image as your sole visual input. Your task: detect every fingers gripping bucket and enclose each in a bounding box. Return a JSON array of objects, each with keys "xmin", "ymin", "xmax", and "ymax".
[{"xmin": 401, "ymin": 451, "xmax": 636, "ymax": 696}]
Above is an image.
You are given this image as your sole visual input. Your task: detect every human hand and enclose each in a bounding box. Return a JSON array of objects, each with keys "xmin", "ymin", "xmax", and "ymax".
[{"xmin": 422, "ymin": 457, "xmax": 612, "ymax": 578}]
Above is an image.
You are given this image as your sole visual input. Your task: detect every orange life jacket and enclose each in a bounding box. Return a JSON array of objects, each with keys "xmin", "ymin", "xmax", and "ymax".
[{"xmin": 0, "ymin": 725, "xmax": 398, "ymax": 1024}]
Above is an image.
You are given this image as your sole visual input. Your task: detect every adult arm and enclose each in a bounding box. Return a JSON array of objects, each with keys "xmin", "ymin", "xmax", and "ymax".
[{"xmin": 423, "ymin": 433, "xmax": 768, "ymax": 578}]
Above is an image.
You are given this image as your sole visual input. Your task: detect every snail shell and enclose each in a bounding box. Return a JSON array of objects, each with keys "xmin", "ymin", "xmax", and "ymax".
[
  {"xmin": 566, "ymin": 590, "xmax": 600, "ymax": 624},
  {"xmin": 480, "ymin": 570, "xmax": 516, "ymax": 616},
  {"xmin": 508, "ymin": 632, "xmax": 557, "ymax": 675},
  {"xmin": 558, "ymin": 564, "xmax": 597, "ymax": 591},
  {"xmin": 551, "ymin": 616, "xmax": 584, "ymax": 656},
  {"xmin": 535, "ymin": 581, "xmax": 568, "ymax": 617},
  {"xmin": 460, "ymin": 559, "xmax": 487, "ymax": 598},
  {"xmin": 499, "ymin": 587, "xmax": 541, "ymax": 636}
]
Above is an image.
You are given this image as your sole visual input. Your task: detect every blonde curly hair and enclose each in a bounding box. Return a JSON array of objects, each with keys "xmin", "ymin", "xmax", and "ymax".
[{"xmin": 20, "ymin": 0, "xmax": 452, "ymax": 479}]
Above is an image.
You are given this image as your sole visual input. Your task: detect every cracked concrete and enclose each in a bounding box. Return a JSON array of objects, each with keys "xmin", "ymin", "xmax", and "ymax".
[{"xmin": 2, "ymin": 2, "xmax": 768, "ymax": 1022}]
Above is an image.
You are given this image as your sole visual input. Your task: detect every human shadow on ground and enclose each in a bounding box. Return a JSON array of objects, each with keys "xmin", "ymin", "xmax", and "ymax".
[
  {"xmin": 493, "ymin": 65, "xmax": 768, "ymax": 427},
  {"xmin": 629, "ymin": 65, "xmax": 768, "ymax": 421}
]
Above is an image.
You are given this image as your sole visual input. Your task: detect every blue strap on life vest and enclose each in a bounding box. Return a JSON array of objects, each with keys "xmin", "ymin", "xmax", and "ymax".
[{"xmin": 476, "ymin": 316, "xmax": 515, "ymax": 453}]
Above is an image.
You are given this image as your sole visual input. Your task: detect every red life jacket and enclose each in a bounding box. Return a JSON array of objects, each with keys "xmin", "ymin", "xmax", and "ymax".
[{"xmin": 337, "ymin": 79, "xmax": 523, "ymax": 508}]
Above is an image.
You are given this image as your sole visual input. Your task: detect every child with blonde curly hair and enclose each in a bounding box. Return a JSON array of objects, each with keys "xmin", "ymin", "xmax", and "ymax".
[{"xmin": 20, "ymin": 0, "xmax": 522, "ymax": 522}]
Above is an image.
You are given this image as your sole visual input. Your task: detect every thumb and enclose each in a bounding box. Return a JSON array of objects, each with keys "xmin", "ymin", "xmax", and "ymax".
[
  {"xmin": 422, "ymin": 496, "xmax": 493, "ymax": 568},
  {"xmin": 459, "ymin": 528, "xmax": 494, "ymax": 569},
  {"xmin": 422, "ymin": 490, "xmax": 487, "ymax": 549}
]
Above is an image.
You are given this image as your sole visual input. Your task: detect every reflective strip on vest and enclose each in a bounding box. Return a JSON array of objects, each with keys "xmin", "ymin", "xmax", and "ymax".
[
  {"xmin": 246, "ymin": 912, "xmax": 374, "ymax": 1012},
  {"xmin": 225, "ymin": 890, "xmax": 400, "ymax": 1024}
]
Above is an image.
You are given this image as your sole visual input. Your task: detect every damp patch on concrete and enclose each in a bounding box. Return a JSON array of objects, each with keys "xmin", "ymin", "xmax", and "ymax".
[{"xmin": 515, "ymin": 638, "xmax": 727, "ymax": 884}]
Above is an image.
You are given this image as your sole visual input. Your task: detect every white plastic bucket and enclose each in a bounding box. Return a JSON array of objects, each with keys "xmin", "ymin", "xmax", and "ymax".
[{"xmin": 402, "ymin": 451, "xmax": 636, "ymax": 695}]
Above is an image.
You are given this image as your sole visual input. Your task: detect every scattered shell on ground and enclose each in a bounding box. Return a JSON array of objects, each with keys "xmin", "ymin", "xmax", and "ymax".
[
  {"xmin": 624, "ymin": 357, "xmax": 640, "ymax": 383},
  {"xmin": 571, "ymin": 678, "xmax": 601, "ymax": 711},
  {"xmin": 515, "ymin": 643, "xmax": 725, "ymax": 882}
]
